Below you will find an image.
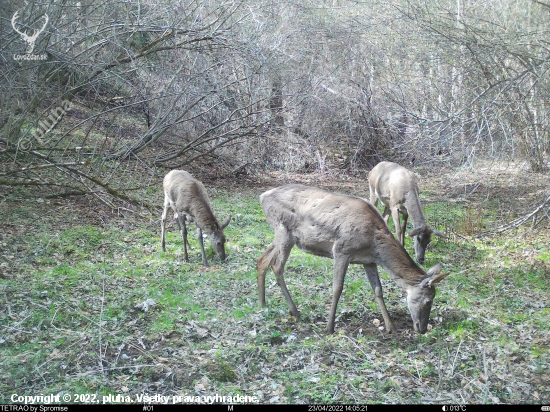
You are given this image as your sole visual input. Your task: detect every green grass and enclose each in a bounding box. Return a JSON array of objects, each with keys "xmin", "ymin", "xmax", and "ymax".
[{"xmin": 1, "ymin": 182, "xmax": 549, "ymax": 404}]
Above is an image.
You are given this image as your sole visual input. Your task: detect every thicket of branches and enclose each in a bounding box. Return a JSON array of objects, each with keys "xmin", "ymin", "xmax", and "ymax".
[{"xmin": 1, "ymin": 0, "xmax": 549, "ymax": 209}]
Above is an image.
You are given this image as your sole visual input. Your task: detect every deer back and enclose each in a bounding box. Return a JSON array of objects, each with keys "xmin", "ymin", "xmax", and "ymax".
[
  {"xmin": 369, "ymin": 161, "xmax": 419, "ymax": 210},
  {"xmin": 260, "ymin": 184, "xmax": 414, "ymax": 267}
]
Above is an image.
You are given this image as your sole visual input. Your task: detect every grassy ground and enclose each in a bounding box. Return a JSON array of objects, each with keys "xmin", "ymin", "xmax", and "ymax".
[{"xmin": 0, "ymin": 164, "xmax": 549, "ymax": 404}]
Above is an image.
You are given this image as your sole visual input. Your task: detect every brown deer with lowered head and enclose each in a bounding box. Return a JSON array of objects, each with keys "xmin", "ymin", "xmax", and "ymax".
[
  {"xmin": 369, "ymin": 161, "xmax": 446, "ymax": 264},
  {"xmin": 257, "ymin": 184, "xmax": 449, "ymax": 334},
  {"xmin": 161, "ymin": 170, "xmax": 231, "ymax": 266}
]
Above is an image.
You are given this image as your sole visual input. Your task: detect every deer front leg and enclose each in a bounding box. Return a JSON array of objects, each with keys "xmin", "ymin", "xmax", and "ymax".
[
  {"xmin": 257, "ymin": 244, "xmax": 276, "ymax": 307},
  {"xmin": 197, "ymin": 227, "xmax": 208, "ymax": 267},
  {"xmin": 391, "ymin": 207, "xmax": 403, "ymax": 246},
  {"xmin": 174, "ymin": 214, "xmax": 191, "ymax": 250},
  {"xmin": 175, "ymin": 212, "xmax": 189, "ymax": 262},
  {"xmin": 400, "ymin": 213, "xmax": 408, "ymax": 246},
  {"xmin": 327, "ymin": 256, "xmax": 351, "ymax": 334},
  {"xmin": 364, "ymin": 263, "xmax": 395, "ymax": 333},
  {"xmin": 382, "ymin": 205, "xmax": 390, "ymax": 225}
]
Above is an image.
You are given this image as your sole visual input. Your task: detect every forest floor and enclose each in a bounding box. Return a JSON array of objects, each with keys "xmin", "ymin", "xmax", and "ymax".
[{"xmin": 1, "ymin": 161, "xmax": 549, "ymax": 404}]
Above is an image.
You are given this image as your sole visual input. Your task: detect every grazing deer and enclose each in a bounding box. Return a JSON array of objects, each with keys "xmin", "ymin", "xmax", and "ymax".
[
  {"xmin": 368, "ymin": 161, "xmax": 446, "ymax": 264},
  {"xmin": 257, "ymin": 184, "xmax": 449, "ymax": 334},
  {"xmin": 161, "ymin": 170, "xmax": 231, "ymax": 267}
]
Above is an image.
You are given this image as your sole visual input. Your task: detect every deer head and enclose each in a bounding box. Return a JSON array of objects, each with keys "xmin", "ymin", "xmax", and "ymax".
[
  {"xmin": 409, "ymin": 225, "xmax": 447, "ymax": 264},
  {"xmin": 406, "ymin": 263, "xmax": 449, "ymax": 333},
  {"xmin": 208, "ymin": 215, "xmax": 232, "ymax": 261},
  {"xmin": 11, "ymin": 11, "xmax": 49, "ymax": 54}
]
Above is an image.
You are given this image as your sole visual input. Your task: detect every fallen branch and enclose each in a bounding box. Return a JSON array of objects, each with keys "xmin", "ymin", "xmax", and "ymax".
[
  {"xmin": 0, "ymin": 162, "xmax": 85, "ymax": 176},
  {"xmin": 476, "ymin": 193, "xmax": 550, "ymax": 237},
  {"xmin": 44, "ymin": 190, "xmax": 87, "ymax": 198}
]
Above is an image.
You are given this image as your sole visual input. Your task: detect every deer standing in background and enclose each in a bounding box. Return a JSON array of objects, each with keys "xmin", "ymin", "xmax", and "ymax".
[
  {"xmin": 257, "ymin": 184, "xmax": 449, "ymax": 334},
  {"xmin": 161, "ymin": 170, "xmax": 231, "ymax": 267},
  {"xmin": 369, "ymin": 161, "xmax": 446, "ymax": 264}
]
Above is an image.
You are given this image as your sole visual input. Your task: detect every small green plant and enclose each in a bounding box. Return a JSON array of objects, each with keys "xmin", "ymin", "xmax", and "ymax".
[
  {"xmin": 456, "ymin": 207, "xmax": 484, "ymax": 235},
  {"xmin": 269, "ymin": 330, "xmax": 284, "ymax": 345},
  {"xmin": 206, "ymin": 359, "xmax": 236, "ymax": 382}
]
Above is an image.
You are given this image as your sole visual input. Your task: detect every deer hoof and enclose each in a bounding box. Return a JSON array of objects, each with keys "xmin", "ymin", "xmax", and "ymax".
[{"xmin": 385, "ymin": 325, "xmax": 396, "ymax": 333}]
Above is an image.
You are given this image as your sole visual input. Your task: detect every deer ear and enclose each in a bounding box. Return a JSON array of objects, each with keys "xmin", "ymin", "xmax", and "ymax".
[
  {"xmin": 408, "ymin": 227, "xmax": 424, "ymax": 237},
  {"xmin": 420, "ymin": 263, "xmax": 445, "ymax": 288},
  {"xmin": 427, "ymin": 272, "xmax": 450, "ymax": 287},
  {"xmin": 422, "ymin": 263, "xmax": 449, "ymax": 288},
  {"xmin": 221, "ymin": 215, "xmax": 231, "ymax": 229},
  {"xmin": 426, "ymin": 262, "xmax": 443, "ymax": 277},
  {"xmin": 431, "ymin": 229, "xmax": 448, "ymax": 239}
]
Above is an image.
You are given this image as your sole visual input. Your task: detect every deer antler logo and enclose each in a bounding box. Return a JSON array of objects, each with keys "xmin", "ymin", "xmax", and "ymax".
[{"xmin": 11, "ymin": 11, "xmax": 49, "ymax": 54}]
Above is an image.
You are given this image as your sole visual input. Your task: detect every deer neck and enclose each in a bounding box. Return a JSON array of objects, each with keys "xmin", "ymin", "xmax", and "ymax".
[
  {"xmin": 405, "ymin": 190, "xmax": 426, "ymax": 229},
  {"xmin": 375, "ymin": 234, "xmax": 426, "ymax": 287},
  {"xmin": 185, "ymin": 197, "xmax": 216, "ymax": 232},
  {"xmin": 197, "ymin": 212, "xmax": 217, "ymax": 234}
]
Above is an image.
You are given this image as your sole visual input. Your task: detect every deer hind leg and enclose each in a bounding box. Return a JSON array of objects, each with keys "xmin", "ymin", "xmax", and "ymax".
[
  {"xmin": 257, "ymin": 244, "xmax": 276, "ymax": 307},
  {"xmin": 369, "ymin": 186, "xmax": 378, "ymax": 207},
  {"xmin": 257, "ymin": 233, "xmax": 297, "ymax": 316},
  {"xmin": 326, "ymin": 255, "xmax": 351, "ymax": 334},
  {"xmin": 175, "ymin": 211, "xmax": 189, "ymax": 262},
  {"xmin": 271, "ymin": 241, "xmax": 298, "ymax": 318},
  {"xmin": 161, "ymin": 196, "xmax": 169, "ymax": 252},
  {"xmin": 197, "ymin": 226, "xmax": 208, "ymax": 267},
  {"xmin": 364, "ymin": 263, "xmax": 395, "ymax": 333}
]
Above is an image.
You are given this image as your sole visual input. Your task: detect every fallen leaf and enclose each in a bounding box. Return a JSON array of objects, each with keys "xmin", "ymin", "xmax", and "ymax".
[
  {"xmin": 196, "ymin": 327, "xmax": 208, "ymax": 338},
  {"xmin": 135, "ymin": 299, "xmax": 156, "ymax": 312}
]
